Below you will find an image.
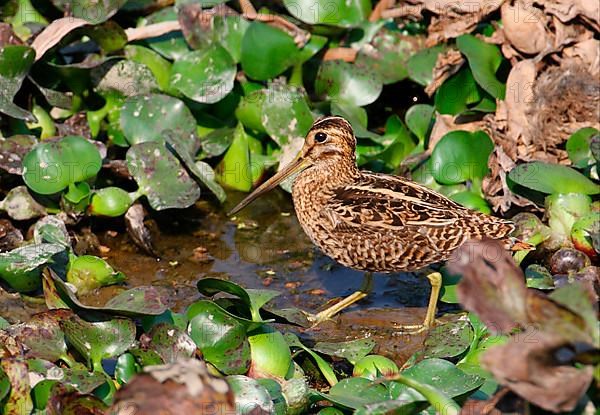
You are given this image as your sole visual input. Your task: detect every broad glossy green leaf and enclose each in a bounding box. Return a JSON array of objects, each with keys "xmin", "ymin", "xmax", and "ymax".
[
  {"xmin": 313, "ymin": 338, "xmax": 376, "ymax": 364},
  {"xmin": 90, "ymin": 187, "xmax": 135, "ymax": 217},
  {"xmin": 197, "ymin": 277, "xmax": 279, "ymax": 322},
  {"xmin": 389, "ymin": 358, "xmax": 483, "ymax": 401},
  {"xmin": 216, "ymin": 123, "xmax": 253, "ymax": 191},
  {"xmin": 227, "ymin": 375, "xmax": 275, "ymax": 414},
  {"xmin": 61, "ymin": 314, "xmax": 136, "ymax": 371},
  {"xmin": 170, "ymin": 45, "xmax": 236, "ymax": 104},
  {"xmin": 241, "ymin": 22, "xmax": 300, "ymax": 81},
  {"xmin": 0, "ymin": 185, "xmax": 46, "ymax": 220},
  {"xmin": 5, "ymin": 309, "xmax": 72, "ymax": 363},
  {"xmin": 50, "ymin": 270, "xmax": 170, "ymax": 316},
  {"xmin": 163, "ymin": 130, "xmax": 226, "ymax": 202},
  {"xmin": 0, "ymin": 243, "xmax": 65, "ymax": 292},
  {"xmin": 120, "ymin": 93, "xmax": 197, "ymax": 148},
  {"xmin": 33, "ymin": 216, "xmax": 70, "ymax": 249},
  {"xmin": 525, "ymin": 264, "xmax": 555, "ymax": 289},
  {"xmin": 407, "ymin": 45, "xmax": 445, "ymax": 86},
  {"xmin": 422, "ymin": 319, "xmax": 473, "ymax": 359},
  {"xmin": 261, "ymin": 84, "xmax": 314, "ymax": 146},
  {"xmin": 285, "ymin": 332, "xmax": 338, "ymax": 386},
  {"xmin": 85, "ymin": 21, "xmax": 128, "ymax": 53},
  {"xmin": 64, "ymin": 182, "xmax": 91, "ymax": 205},
  {"xmin": 23, "ymin": 135, "xmax": 102, "ymax": 195},
  {"xmin": 283, "ymin": 0, "xmax": 371, "ymax": 27},
  {"xmin": 449, "ymin": 191, "xmax": 491, "ymax": 214},
  {"xmin": 331, "ymin": 102, "xmax": 378, "ymax": 139},
  {"xmin": 435, "ymin": 68, "xmax": 480, "ymax": 115},
  {"xmin": 187, "ymin": 300, "xmax": 251, "ymax": 374},
  {"xmin": 124, "ymin": 45, "xmax": 172, "ymax": 92},
  {"xmin": 508, "ymin": 162, "xmax": 600, "ymax": 195},
  {"xmin": 405, "ymin": 104, "xmax": 434, "ymax": 143},
  {"xmin": 315, "ymin": 60, "xmax": 382, "ymax": 107},
  {"xmin": 127, "ymin": 142, "xmax": 201, "ymax": 210},
  {"xmin": 0, "ymin": 45, "xmax": 35, "ymax": 121},
  {"xmin": 66, "ymin": 255, "xmax": 126, "ymax": 294},
  {"xmin": 213, "ymin": 15, "xmax": 250, "ymax": 63},
  {"xmin": 566, "ymin": 127, "xmax": 598, "ymax": 168},
  {"xmin": 96, "ymin": 59, "xmax": 159, "ymax": 96},
  {"xmin": 247, "ymin": 325, "xmax": 292, "ymax": 379},
  {"xmin": 146, "ymin": 322, "xmax": 197, "ymax": 363},
  {"xmin": 431, "ymin": 130, "xmax": 494, "ymax": 185},
  {"xmin": 51, "ymin": 0, "xmax": 126, "ymax": 23},
  {"xmin": 324, "ymin": 377, "xmax": 388, "ymax": 409},
  {"xmin": 355, "ymin": 29, "xmax": 420, "ymax": 84},
  {"xmin": 457, "ymin": 34, "xmax": 505, "ymax": 99},
  {"xmin": 114, "ymin": 353, "xmax": 140, "ymax": 384},
  {"xmin": 143, "ymin": 8, "xmax": 190, "ymax": 59}
]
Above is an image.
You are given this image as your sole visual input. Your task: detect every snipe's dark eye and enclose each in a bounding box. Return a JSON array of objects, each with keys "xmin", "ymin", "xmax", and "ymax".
[{"xmin": 314, "ymin": 132, "xmax": 328, "ymax": 143}]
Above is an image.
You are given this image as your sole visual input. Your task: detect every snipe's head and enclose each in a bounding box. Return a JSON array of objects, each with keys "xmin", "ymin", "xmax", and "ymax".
[{"xmin": 228, "ymin": 116, "xmax": 356, "ymax": 215}]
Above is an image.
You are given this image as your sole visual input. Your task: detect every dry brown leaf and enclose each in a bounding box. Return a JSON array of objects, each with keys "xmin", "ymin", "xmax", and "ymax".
[
  {"xmin": 481, "ymin": 329, "xmax": 593, "ymax": 412},
  {"xmin": 124, "ymin": 20, "xmax": 181, "ymax": 42},
  {"xmin": 540, "ymin": 0, "xmax": 600, "ymax": 29},
  {"xmin": 563, "ymin": 38, "xmax": 600, "ymax": 75},
  {"xmin": 110, "ymin": 360, "xmax": 234, "ymax": 415},
  {"xmin": 425, "ymin": 49, "xmax": 464, "ymax": 96},
  {"xmin": 501, "ymin": 1, "xmax": 551, "ymax": 55},
  {"xmin": 0, "ymin": 23, "xmax": 24, "ymax": 46},
  {"xmin": 503, "ymin": 59, "xmax": 536, "ymax": 148},
  {"xmin": 125, "ymin": 203, "xmax": 157, "ymax": 257},
  {"xmin": 448, "ymin": 239, "xmax": 529, "ymax": 332},
  {"xmin": 31, "ymin": 17, "xmax": 89, "ymax": 61}
]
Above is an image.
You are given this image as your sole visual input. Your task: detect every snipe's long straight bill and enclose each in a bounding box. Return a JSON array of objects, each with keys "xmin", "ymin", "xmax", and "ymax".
[{"xmin": 227, "ymin": 156, "xmax": 310, "ymax": 216}]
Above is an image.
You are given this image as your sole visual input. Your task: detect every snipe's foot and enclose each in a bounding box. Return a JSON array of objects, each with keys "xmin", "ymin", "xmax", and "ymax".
[
  {"xmin": 392, "ymin": 271, "xmax": 443, "ymax": 335},
  {"xmin": 307, "ymin": 273, "xmax": 373, "ymax": 326}
]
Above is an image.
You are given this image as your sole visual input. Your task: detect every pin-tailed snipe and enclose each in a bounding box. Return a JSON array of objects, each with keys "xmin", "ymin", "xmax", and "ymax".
[{"xmin": 229, "ymin": 116, "xmax": 529, "ymax": 331}]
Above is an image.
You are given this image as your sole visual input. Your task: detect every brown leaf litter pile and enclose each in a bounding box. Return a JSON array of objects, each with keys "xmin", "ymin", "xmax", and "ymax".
[{"xmin": 386, "ymin": 0, "xmax": 599, "ymax": 212}]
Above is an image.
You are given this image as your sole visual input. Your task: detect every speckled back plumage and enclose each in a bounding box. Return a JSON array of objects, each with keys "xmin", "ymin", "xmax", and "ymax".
[{"xmin": 291, "ymin": 117, "xmax": 516, "ymax": 272}]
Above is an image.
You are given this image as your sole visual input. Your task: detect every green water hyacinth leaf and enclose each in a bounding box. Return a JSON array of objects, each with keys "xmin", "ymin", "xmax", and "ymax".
[
  {"xmin": 389, "ymin": 358, "xmax": 483, "ymax": 402},
  {"xmin": 216, "ymin": 123, "xmax": 253, "ymax": 191},
  {"xmin": 227, "ymin": 375, "xmax": 275, "ymax": 414},
  {"xmin": 316, "ymin": 60, "xmax": 382, "ymax": 107},
  {"xmin": 355, "ymin": 29, "xmax": 420, "ymax": 84},
  {"xmin": 90, "ymin": 187, "xmax": 135, "ymax": 217},
  {"xmin": 49, "ymin": 269, "xmax": 170, "ymax": 316},
  {"xmin": 0, "ymin": 45, "xmax": 35, "ymax": 121},
  {"xmin": 33, "ymin": 216, "xmax": 70, "ymax": 248},
  {"xmin": 353, "ymin": 355, "xmax": 399, "ymax": 380},
  {"xmin": 115, "ymin": 353, "xmax": 140, "ymax": 384},
  {"xmin": 247, "ymin": 325, "xmax": 292, "ymax": 379},
  {"xmin": 313, "ymin": 338, "xmax": 376, "ymax": 365},
  {"xmin": 61, "ymin": 314, "xmax": 136, "ymax": 372},
  {"xmin": 285, "ymin": 332, "xmax": 338, "ymax": 386},
  {"xmin": 0, "ymin": 243, "xmax": 65, "ymax": 292},
  {"xmin": 120, "ymin": 93, "xmax": 197, "ymax": 150},
  {"xmin": 22, "ymin": 136, "xmax": 102, "ymax": 195},
  {"xmin": 145, "ymin": 323, "xmax": 197, "ymax": 364},
  {"xmin": 197, "ymin": 277, "xmax": 280, "ymax": 322},
  {"xmin": 566, "ymin": 127, "xmax": 598, "ymax": 168},
  {"xmin": 457, "ymin": 34, "xmax": 506, "ymax": 99},
  {"xmin": 422, "ymin": 319, "xmax": 473, "ymax": 359},
  {"xmin": 405, "ymin": 104, "xmax": 434, "ymax": 144},
  {"xmin": 435, "ymin": 68, "xmax": 481, "ymax": 115},
  {"xmin": 51, "ymin": 0, "xmax": 127, "ymax": 23},
  {"xmin": 323, "ymin": 377, "xmax": 388, "ymax": 409},
  {"xmin": 407, "ymin": 45, "xmax": 446, "ymax": 86},
  {"xmin": 66, "ymin": 255, "xmax": 126, "ymax": 295},
  {"xmin": 431, "ymin": 130, "xmax": 494, "ymax": 185},
  {"xmin": 143, "ymin": 8, "xmax": 190, "ymax": 60},
  {"xmin": 124, "ymin": 45, "xmax": 172, "ymax": 92},
  {"xmin": 127, "ymin": 142, "xmax": 201, "ymax": 210},
  {"xmin": 241, "ymin": 22, "xmax": 300, "ymax": 81},
  {"xmin": 163, "ymin": 130, "xmax": 226, "ymax": 202},
  {"xmin": 261, "ymin": 84, "xmax": 314, "ymax": 146},
  {"xmin": 96, "ymin": 59, "xmax": 159, "ymax": 96},
  {"xmin": 508, "ymin": 162, "xmax": 600, "ymax": 195},
  {"xmin": 450, "ymin": 191, "xmax": 491, "ymax": 214},
  {"xmin": 283, "ymin": 0, "xmax": 371, "ymax": 27},
  {"xmin": 0, "ymin": 185, "xmax": 46, "ymax": 220},
  {"xmin": 170, "ymin": 45, "xmax": 236, "ymax": 104},
  {"xmin": 187, "ymin": 300, "xmax": 251, "ymax": 375}
]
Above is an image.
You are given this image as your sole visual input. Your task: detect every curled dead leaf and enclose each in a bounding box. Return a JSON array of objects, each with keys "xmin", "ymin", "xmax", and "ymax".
[
  {"xmin": 110, "ymin": 359, "xmax": 234, "ymax": 415},
  {"xmin": 425, "ymin": 49, "xmax": 464, "ymax": 96},
  {"xmin": 31, "ymin": 17, "xmax": 89, "ymax": 61},
  {"xmin": 501, "ymin": 1, "xmax": 550, "ymax": 55}
]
